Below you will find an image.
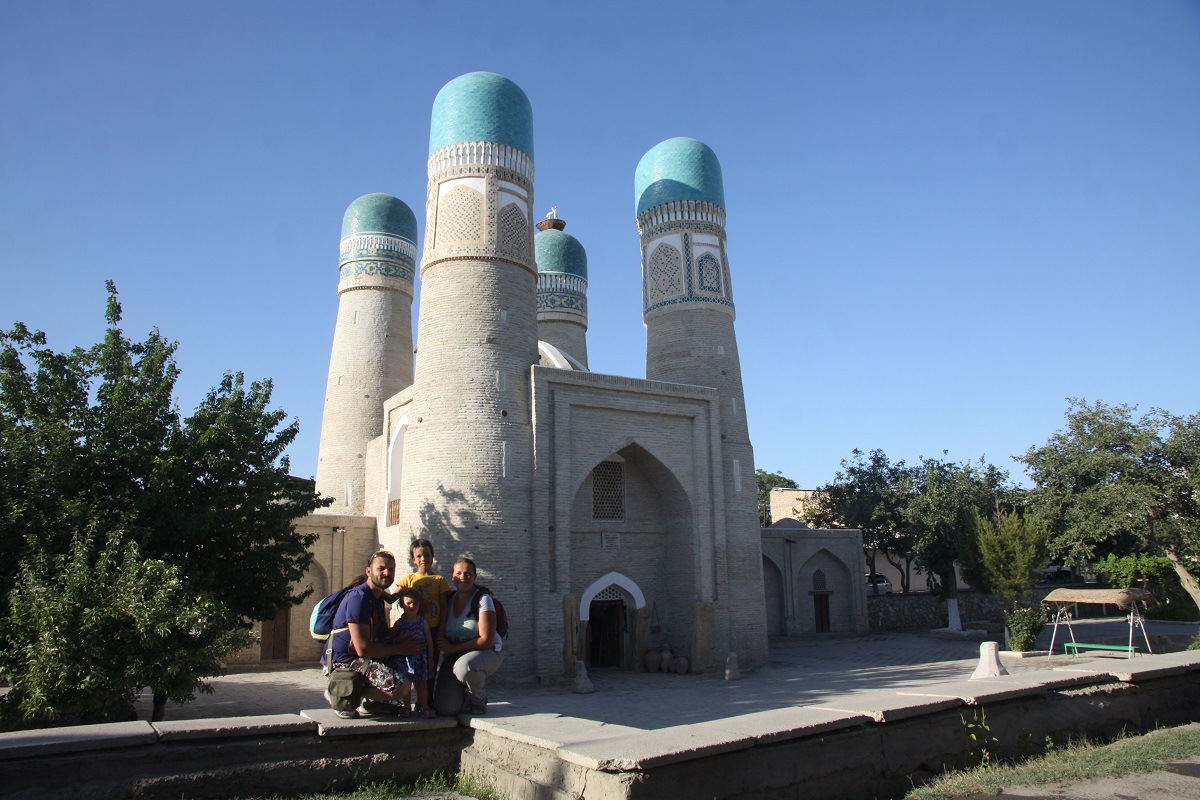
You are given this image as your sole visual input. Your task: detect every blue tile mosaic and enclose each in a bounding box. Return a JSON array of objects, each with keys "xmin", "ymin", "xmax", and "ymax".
[
  {"xmin": 429, "ymin": 72, "xmax": 534, "ymax": 159},
  {"xmin": 634, "ymin": 138, "xmax": 724, "ymax": 216},
  {"xmin": 341, "ymin": 193, "xmax": 417, "ymax": 242}
]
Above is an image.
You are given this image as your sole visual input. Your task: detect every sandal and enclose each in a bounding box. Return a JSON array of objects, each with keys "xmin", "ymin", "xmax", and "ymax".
[
  {"xmin": 398, "ymin": 700, "xmax": 412, "ymax": 718},
  {"xmin": 420, "ymin": 705, "xmax": 437, "ymax": 719}
]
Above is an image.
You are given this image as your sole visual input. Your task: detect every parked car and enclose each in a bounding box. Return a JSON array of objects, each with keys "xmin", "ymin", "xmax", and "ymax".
[{"xmin": 865, "ymin": 574, "xmax": 893, "ymax": 594}]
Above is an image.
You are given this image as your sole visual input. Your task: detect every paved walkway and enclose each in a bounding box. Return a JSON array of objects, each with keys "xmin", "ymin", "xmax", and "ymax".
[
  {"xmin": 124, "ymin": 618, "xmax": 1199, "ymax": 799},
  {"xmin": 136, "ymin": 618, "xmax": 1197, "ymax": 725}
]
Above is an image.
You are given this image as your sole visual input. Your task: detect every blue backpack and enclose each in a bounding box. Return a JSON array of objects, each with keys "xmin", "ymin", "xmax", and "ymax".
[{"xmin": 309, "ymin": 585, "xmax": 356, "ymax": 641}]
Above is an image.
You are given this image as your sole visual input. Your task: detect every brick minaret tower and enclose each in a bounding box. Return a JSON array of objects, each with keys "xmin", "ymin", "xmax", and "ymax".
[
  {"xmin": 535, "ymin": 211, "xmax": 589, "ymax": 369},
  {"xmin": 315, "ymin": 193, "xmax": 417, "ymax": 514},
  {"xmin": 635, "ymin": 137, "xmax": 767, "ymax": 667},
  {"xmin": 397, "ymin": 73, "xmax": 537, "ymax": 641}
]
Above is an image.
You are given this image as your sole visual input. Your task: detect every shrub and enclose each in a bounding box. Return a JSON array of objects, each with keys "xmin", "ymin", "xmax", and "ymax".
[
  {"xmin": 1004, "ymin": 605, "xmax": 1047, "ymax": 651},
  {"xmin": 0, "ymin": 527, "xmax": 251, "ymax": 730},
  {"xmin": 1144, "ymin": 602, "xmax": 1200, "ymax": 622}
]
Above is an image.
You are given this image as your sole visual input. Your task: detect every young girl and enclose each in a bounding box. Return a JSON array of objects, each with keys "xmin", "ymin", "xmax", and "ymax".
[
  {"xmin": 395, "ymin": 538, "xmax": 451, "ymax": 707},
  {"xmin": 390, "ymin": 588, "xmax": 436, "ymax": 718}
]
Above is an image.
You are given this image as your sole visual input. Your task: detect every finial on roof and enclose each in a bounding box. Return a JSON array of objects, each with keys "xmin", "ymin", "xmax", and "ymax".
[{"xmin": 536, "ymin": 206, "xmax": 567, "ymax": 231}]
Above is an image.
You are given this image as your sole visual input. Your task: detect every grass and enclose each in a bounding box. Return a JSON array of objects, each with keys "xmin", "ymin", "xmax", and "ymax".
[
  {"xmin": 231, "ymin": 770, "xmax": 506, "ymax": 800},
  {"xmin": 904, "ymin": 722, "xmax": 1200, "ymax": 799}
]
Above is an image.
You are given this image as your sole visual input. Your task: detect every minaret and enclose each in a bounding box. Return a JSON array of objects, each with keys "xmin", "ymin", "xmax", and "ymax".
[
  {"xmin": 635, "ymin": 137, "xmax": 767, "ymax": 667},
  {"xmin": 397, "ymin": 72, "xmax": 537, "ymax": 581},
  {"xmin": 535, "ymin": 210, "xmax": 589, "ymax": 369},
  {"xmin": 315, "ymin": 193, "xmax": 417, "ymax": 515}
]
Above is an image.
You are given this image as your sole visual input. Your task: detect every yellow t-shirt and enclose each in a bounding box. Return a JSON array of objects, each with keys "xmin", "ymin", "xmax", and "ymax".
[{"xmin": 396, "ymin": 572, "xmax": 451, "ymax": 630}]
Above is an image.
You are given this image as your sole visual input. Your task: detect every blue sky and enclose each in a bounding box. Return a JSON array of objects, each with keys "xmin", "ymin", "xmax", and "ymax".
[{"xmin": 3, "ymin": 1, "xmax": 1197, "ymax": 489}]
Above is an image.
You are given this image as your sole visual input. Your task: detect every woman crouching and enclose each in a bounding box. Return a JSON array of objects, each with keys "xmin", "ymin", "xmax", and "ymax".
[{"xmin": 433, "ymin": 557, "xmax": 503, "ymax": 715}]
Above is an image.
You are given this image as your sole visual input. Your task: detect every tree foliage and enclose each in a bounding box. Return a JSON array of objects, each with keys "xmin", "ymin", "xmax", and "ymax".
[
  {"xmin": 803, "ymin": 449, "xmax": 917, "ymax": 591},
  {"xmin": 1022, "ymin": 399, "xmax": 1200, "ymax": 609},
  {"xmin": 756, "ymin": 468, "xmax": 798, "ymax": 527},
  {"xmin": 2, "ymin": 527, "xmax": 252, "ymax": 729},
  {"xmin": 971, "ymin": 508, "xmax": 1046, "ymax": 612},
  {"xmin": 0, "ymin": 283, "xmax": 329, "ymax": 727},
  {"xmin": 903, "ymin": 455, "xmax": 1013, "ymax": 600}
]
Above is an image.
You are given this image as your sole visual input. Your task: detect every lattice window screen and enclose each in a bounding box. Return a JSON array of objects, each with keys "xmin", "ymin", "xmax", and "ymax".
[
  {"xmin": 595, "ymin": 585, "xmax": 623, "ymax": 601},
  {"xmin": 812, "ymin": 570, "xmax": 828, "ymax": 591},
  {"xmin": 592, "ymin": 461, "xmax": 625, "ymax": 520}
]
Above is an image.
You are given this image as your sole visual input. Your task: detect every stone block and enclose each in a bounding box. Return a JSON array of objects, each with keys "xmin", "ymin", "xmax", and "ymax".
[
  {"xmin": 152, "ymin": 714, "xmax": 316, "ymax": 741},
  {"xmin": 0, "ymin": 720, "xmax": 156, "ymax": 761}
]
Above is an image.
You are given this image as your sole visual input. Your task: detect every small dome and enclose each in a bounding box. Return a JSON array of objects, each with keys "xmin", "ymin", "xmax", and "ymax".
[
  {"xmin": 634, "ymin": 137, "xmax": 724, "ymax": 216},
  {"xmin": 341, "ymin": 193, "xmax": 417, "ymax": 242},
  {"xmin": 429, "ymin": 72, "xmax": 533, "ymax": 159},
  {"xmin": 535, "ymin": 229, "xmax": 587, "ymax": 280}
]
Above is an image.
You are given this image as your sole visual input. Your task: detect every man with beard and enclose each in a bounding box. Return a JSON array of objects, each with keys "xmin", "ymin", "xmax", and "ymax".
[{"xmin": 325, "ymin": 550, "xmax": 423, "ymax": 717}]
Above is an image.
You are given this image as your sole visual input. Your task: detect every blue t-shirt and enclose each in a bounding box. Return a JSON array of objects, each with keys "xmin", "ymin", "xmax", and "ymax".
[{"xmin": 330, "ymin": 583, "xmax": 384, "ymax": 664}]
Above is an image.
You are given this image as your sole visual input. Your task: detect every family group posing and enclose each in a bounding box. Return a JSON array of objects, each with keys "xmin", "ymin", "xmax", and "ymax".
[{"xmin": 322, "ymin": 539, "xmax": 504, "ymax": 719}]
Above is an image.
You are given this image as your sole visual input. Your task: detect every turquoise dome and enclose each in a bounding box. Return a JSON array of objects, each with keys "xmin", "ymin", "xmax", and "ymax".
[
  {"xmin": 634, "ymin": 137, "xmax": 724, "ymax": 216},
  {"xmin": 429, "ymin": 72, "xmax": 533, "ymax": 159},
  {"xmin": 341, "ymin": 193, "xmax": 417, "ymax": 242},
  {"xmin": 535, "ymin": 229, "xmax": 587, "ymax": 280}
]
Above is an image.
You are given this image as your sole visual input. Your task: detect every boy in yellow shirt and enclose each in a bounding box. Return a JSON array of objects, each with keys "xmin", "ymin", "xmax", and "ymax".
[{"xmin": 394, "ymin": 538, "xmax": 451, "ymax": 705}]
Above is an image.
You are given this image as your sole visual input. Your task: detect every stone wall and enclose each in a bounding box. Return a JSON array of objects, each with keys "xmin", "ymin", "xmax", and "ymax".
[{"xmin": 865, "ymin": 588, "xmax": 1058, "ymax": 632}]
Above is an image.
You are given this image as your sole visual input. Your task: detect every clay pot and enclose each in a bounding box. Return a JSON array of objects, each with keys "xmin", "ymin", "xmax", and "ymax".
[
  {"xmin": 643, "ymin": 648, "xmax": 661, "ymax": 673},
  {"xmin": 670, "ymin": 656, "xmax": 689, "ymax": 675}
]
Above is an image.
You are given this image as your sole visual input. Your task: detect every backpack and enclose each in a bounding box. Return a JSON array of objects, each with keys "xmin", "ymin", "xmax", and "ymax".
[
  {"xmin": 309, "ymin": 585, "xmax": 357, "ymax": 641},
  {"xmin": 461, "ymin": 586, "xmax": 509, "ymax": 639}
]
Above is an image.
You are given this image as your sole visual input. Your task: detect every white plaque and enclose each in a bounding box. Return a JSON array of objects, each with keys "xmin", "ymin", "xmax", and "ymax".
[{"xmin": 601, "ymin": 532, "xmax": 620, "ymax": 549}]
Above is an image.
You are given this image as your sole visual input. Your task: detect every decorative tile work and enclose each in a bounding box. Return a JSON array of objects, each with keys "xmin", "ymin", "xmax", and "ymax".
[
  {"xmin": 536, "ymin": 272, "xmax": 588, "ymax": 320},
  {"xmin": 339, "ymin": 232, "xmax": 418, "ymax": 266},
  {"xmin": 339, "ymin": 260, "xmax": 414, "ymax": 282},
  {"xmin": 635, "ymin": 200, "xmax": 726, "ymax": 238},
  {"xmin": 649, "ymin": 243, "xmax": 683, "ymax": 299},
  {"xmin": 436, "ymin": 184, "xmax": 484, "ymax": 248},
  {"xmin": 422, "ymin": 160, "xmax": 536, "ymax": 276},
  {"xmin": 427, "ymin": 141, "xmax": 534, "ymax": 182},
  {"xmin": 697, "ymin": 252, "xmax": 722, "ymax": 294},
  {"xmin": 499, "ymin": 203, "xmax": 528, "ymax": 249}
]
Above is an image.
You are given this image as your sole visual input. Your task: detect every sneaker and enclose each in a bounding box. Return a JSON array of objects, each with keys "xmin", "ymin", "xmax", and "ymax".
[
  {"xmin": 360, "ymin": 699, "xmax": 398, "ymax": 716},
  {"xmin": 325, "ymin": 690, "xmax": 359, "ymax": 719}
]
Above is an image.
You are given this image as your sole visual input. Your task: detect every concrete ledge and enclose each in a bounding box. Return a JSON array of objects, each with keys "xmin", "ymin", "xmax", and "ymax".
[
  {"xmin": 0, "ymin": 720, "xmax": 156, "ymax": 761},
  {"xmin": 466, "ymin": 713, "xmax": 642, "ymax": 751},
  {"xmin": 300, "ymin": 707, "xmax": 459, "ymax": 736},
  {"xmin": 814, "ymin": 690, "xmax": 964, "ymax": 723},
  {"xmin": 556, "ymin": 723, "xmax": 756, "ymax": 771},
  {"xmin": 152, "ymin": 713, "xmax": 315, "ymax": 741}
]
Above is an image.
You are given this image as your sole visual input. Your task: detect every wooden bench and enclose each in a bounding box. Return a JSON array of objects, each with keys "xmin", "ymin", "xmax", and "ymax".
[{"xmin": 1063, "ymin": 642, "xmax": 1139, "ymax": 657}]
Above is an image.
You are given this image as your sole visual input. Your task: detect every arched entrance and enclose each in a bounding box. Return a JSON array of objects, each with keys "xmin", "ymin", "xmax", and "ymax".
[
  {"xmin": 579, "ymin": 572, "xmax": 647, "ymax": 670},
  {"xmin": 763, "ymin": 555, "xmax": 785, "ymax": 636}
]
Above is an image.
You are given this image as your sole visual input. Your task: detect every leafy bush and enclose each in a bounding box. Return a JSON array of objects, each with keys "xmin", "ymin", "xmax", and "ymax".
[
  {"xmin": 0, "ymin": 527, "xmax": 250, "ymax": 730},
  {"xmin": 1144, "ymin": 602, "xmax": 1200, "ymax": 622},
  {"xmin": 1004, "ymin": 605, "xmax": 1047, "ymax": 651}
]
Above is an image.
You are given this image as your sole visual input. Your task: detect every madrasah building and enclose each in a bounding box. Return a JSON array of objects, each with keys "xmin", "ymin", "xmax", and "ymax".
[{"xmin": 253, "ymin": 71, "xmax": 784, "ymax": 682}]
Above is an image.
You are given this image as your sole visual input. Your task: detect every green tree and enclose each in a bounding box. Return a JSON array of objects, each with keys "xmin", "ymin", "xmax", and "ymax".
[
  {"xmin": 3, "ymin": 526, "xmax": 251, "ymax": 729},
  {"xmin": 904, "ymin": 455, "xmax": 1012, "ymax": 629},
  {"xmin": 971, "ymin": 508, "xmax": 1047, "ymax": 613},
  {"xmin": 804, "ymin": 449, "xmax": 918, "ymax": 592},
  {"xmin": 756, "ymin": 468, "xmax": 798, "ymax": 527},
  {"xmin": 0, "ymin": 283, "xmax": 329, "ymax": 726},
  {"xmin": 1022, "ymin": 399, "xmax": 1200, "ymax": 610}
]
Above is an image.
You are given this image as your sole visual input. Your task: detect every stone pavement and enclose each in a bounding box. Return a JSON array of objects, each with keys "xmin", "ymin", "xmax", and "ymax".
[
  {"xmin": 136, "ymin": 617, "xmax": 1197, "ymax": 726},
  {"xmin": 122, "ymin": 618, "xmax": 1199, "ymax": 799}
]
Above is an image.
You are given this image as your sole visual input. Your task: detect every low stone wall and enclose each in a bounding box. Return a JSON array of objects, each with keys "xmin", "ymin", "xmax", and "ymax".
[
  {"xmin": 866, "ymin": 588, "xmax": 1062, "ymax": 632},
  {"xmin": 5, "ymin": 653, "xmax": 1200, "ymax": 800}
]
